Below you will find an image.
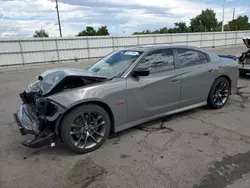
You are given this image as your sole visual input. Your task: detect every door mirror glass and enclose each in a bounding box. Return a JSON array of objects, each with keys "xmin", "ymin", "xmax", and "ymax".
[{"xmin": 131, "ymin": 70, "xmax": 150, "ymax": 77}]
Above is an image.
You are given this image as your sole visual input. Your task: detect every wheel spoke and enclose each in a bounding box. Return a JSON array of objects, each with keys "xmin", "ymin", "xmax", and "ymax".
[
  {"xmin": 75, "ymin": 133, "xmax": 84, "ymax": 146},
  {"xmin": 70, "ymin": 129, "xmax": 82, "ymax": 135},
  {"xmin": 221, "ymin": 83, "xmax": 226, "ymax": 90},
  {"xmin": 218, "ymin": 95, "xmax": 223, "ymax": 105},
  {"xmin": 213, "ymin": 95, "xmax": 218, "ymax": 102},
  {"xmin": 94, "ymin": 121, "xmax": 105, "ymax": 129},
  {"xmin": 82, "ymin": 132, "xmax": 89, "ymax": 149},
  {"xmin": 72, "ymin": 123, "xmax": 82, "ymax": 128},
  {"xmin": 89, "ymin": 134, "xmax": 98, "ymax": 143},
  {"xmin": 93, "ymin": 130, "xmax": 104, "ymax": 137},
  {"xmin": 94, "ymin": 116, "xmax": 102, "ymax": 124}
]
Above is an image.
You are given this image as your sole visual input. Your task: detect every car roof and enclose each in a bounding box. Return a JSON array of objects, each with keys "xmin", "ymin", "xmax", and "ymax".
[{"xmin": 122, "ymin": 44, "xmax": 207, "ymax": 53}]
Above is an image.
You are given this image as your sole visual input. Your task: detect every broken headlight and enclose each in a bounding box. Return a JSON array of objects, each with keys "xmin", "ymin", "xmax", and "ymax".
[
  {"xmin": 26, "ymin": 79, "xmax": 41, "ymax": 93},
  {"xmin": 36, "ymin": 99, "xmax": 58, "ymax": 117}
]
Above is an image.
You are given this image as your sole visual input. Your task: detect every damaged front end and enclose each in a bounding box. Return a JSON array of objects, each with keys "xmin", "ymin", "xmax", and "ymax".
[
  {"xmin": 14, "ymin": 88, "xmax": 66, "ymax": 148},
  {"xmin": 14, "ymin": 68, "xmax": 108, "ymax": 148},
  {"xmin": 238, "ymin": 37, "xmax": 250, "ymax": 75}
]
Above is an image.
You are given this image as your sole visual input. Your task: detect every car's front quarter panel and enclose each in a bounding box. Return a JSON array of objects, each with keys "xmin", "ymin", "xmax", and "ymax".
[{"xmin": 47, "ymin": 78, "xmax": 127, "ymax": 127}]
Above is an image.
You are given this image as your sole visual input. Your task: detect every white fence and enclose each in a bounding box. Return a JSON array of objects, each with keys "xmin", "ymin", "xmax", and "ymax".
[{"xmin": 0, "ymin": 31, "xmax": 249, "ymax": 66}]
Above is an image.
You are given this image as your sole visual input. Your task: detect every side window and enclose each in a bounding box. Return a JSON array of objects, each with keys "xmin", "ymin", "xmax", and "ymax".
[
  {"xmin": 199, "ymin": 52, "xmax": 208, "ymax": 63},
  {"xmin": 136, "ymin": 50, "xmax": 175, "ymax": 73},
  {"xmin": 177, "ymin": 49, "xmax": 208, "ymax": 67}
]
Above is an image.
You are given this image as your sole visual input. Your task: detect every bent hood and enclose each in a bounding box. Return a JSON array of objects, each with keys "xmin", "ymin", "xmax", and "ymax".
[{"xmin": 26, "ymin": 68, "xmax": 108, "ymax": 96}]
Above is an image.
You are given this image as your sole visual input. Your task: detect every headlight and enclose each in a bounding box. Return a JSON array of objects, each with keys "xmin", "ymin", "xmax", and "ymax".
[
  {"xmin": 26, "ymin": 79, "xmax": 41, "ymax": 93},
  {"xmin": 36, "ymin": 99, "xmax": 58, "ymax": 116}
]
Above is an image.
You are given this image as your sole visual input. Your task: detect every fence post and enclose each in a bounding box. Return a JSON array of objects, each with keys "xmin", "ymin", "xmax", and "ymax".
[
  {"xmin": 170, "ymin": 34, "xmax": 173, "ymax": 44},
  {"xmin": 86, "ymin": 37, "xmax": 90, "ymax": 59},
  {"xmin": 186, "ymin": 33, "xmax": 189, "ymax": 46},
  {"xmin": 225, "ymin": 32, "xmax": 227, "ymax": 46},
  {"xmin": 42, "ymin": 38, "xmax": 47, "ymax": 63},
  {"xmin": 212, "ymin": 32, "xmax": 215, "ymax": 48},
  {"xmin": 112, "ymin": 37, "xmax": 115, "ymax": 51},
  {"xmin": 55, "ymin": 38, "xmax": 60, "ymax": 63},
  {"xmin": 19, "ymin": 39, "xmax": 25, "ymax": 65},
  {"xmin": 137, "ymin": 36, "xmax": 140, "ymax": 45},
  {"xmin": 200, "ymin": 32, "xmax": 203, "ymax": 48},
  {"xmin": 235, "ymin": 32, "xmax": 237, "ymax": 46},
  {"xmin": 154, "ymin": 35, "xmax": 156, "ymax": 44}
]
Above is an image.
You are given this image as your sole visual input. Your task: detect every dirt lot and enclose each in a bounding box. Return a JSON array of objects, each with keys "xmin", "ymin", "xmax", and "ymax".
[{"xmin": 0, "ymin": 45, "xmax": 250, "ymax": 188}]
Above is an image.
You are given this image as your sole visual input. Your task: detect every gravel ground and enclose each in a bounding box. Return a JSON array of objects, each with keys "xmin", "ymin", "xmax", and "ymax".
[{"xmin": 0, "ymin": 44, "xmax": 250, "ymax": 188}]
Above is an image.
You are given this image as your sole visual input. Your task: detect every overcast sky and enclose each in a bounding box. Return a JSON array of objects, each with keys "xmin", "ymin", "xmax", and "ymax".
[{"xmin": 0, "ymin": 0, "xmax": 249, "ymax": 38}]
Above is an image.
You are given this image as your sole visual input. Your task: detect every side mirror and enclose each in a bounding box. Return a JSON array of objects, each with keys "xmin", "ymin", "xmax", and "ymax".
[{"xmin": 131, "ymin": 70, "xmax": 150, "ymax": 77}]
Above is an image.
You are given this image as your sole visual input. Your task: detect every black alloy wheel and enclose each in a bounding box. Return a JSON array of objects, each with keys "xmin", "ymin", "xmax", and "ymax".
[
  {"xmin": 60, "ymin": 104, "xmax": 110, "ymax": 154},
  {"xmin": 207, "ymin": 77, "xmax": 230, "ymax": 109}
]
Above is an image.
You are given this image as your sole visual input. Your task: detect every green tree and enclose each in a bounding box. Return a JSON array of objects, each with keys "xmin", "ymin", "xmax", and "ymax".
[
  {"xmin": 33, "ymin": 29, "xmax": 49, "ymax": 38},
  {"xmin": 215, "ymin": 22, "xmax": 230, "ymax": 31},
  {"xmin": 228, "ymin": 15, "xmax": 250, "ymax": 31},
  {"xmin": 190, "ymin": 9, "xmax": 218, "ymax": 32},
  {"xmin": 190, "ymin": 15, "xmax": 203, "ymax": 32},
  {"xmin": 200, "ymin": 9, "xmax": 218, "ymax": 31},
  {"xmin": 159, "ymin": 27, "xmax": 168, "ymax": 34},
  {"xmin": 77, "ymin": 26, "xmax": 97, "ymax": 36},
  {"xmin": 96, "ymin": 26, "xmax": 109, "ymax": 36},
  {"xmin": 174, "ymin": 22, "xmax": 189, "ymax": 33}
]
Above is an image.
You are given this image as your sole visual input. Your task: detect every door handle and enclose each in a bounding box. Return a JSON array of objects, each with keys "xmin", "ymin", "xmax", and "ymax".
[
  {"xmin": 208, "ymin": 69, "xmax": 214, "ymax": 72},
  {"xmin": 172, "ymin": 79, "xmax": 179, "ymax": 83}
]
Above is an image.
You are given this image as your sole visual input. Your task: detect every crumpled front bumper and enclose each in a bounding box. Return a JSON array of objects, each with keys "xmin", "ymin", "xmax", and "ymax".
[{"xmin": 14, "ymin": 104, "xmax": 55, "ymax": 148}]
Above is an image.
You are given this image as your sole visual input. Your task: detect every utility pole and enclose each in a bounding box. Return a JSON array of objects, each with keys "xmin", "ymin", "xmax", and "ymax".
[
  {"xmin": 55, "ymin": 0, "xmax": 62, "ymax": 37},
  {"xmin": 221, "ymin": 0, "xmax": 225, "ymax": 32},
  {"xmin": 232, "ymin": 8, "xmax": 235, "ymax": 20}
]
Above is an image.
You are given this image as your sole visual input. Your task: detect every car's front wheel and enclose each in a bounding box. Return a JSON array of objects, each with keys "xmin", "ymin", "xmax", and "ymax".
[
  {"xmin": 60, "ymin": 104, "xmax": 111, "ymax": 154},
  {"xmin": 207, "ymin": 77, "xmax": 230, "ymax": 109}
]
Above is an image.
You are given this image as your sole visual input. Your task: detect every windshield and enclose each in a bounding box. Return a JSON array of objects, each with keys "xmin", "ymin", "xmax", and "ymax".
[{"xmin": 87, "ymin": 50, "xmax": 143, "ymax": 78}]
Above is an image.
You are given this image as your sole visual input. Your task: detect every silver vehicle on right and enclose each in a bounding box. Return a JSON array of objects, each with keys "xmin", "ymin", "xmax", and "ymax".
[{"xmin": 238, "ymin": 37, "xmax": 250, "ymax": 76}]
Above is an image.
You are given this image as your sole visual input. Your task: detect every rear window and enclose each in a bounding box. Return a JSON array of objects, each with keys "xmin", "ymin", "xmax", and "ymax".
[{"xmin": 177, "ymin": 49, "xmax": 208, "ymax": 67}]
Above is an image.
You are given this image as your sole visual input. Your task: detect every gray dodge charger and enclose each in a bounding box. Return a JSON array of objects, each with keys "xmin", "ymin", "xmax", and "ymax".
[{"xmin": 14, "ymin": 45, "xmax": 238, "ymax": 153}]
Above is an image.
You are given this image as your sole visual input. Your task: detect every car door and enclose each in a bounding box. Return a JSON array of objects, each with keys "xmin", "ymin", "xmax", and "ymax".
[
  {"xmin": 126, "ymin": 49, "xmax": 181, "ymax": 123},
  {"xmin": 175, "ymin": 48, "xmax": 218, "ymax": 107}
]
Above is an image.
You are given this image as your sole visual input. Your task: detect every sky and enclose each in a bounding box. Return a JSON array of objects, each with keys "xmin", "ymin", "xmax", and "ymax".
[{"xmin": 0, "ymin": 0, "xmax": 249, "ymax": 38}]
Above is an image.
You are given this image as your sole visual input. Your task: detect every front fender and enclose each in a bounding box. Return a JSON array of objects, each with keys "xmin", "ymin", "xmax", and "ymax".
[{"xmin": 47, "ymin": 78, "xmax": 128, "ymax": 128}]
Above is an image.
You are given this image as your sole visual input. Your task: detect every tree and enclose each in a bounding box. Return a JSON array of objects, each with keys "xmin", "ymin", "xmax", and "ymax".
[
  {"xmin": 200, "ymin": 9, "xmax": 218, "ymax": 31},
  {"xmin": 190, "ymin": 9, "xmax": 218, "ymax": 32},
  {"xmin": 174, "ymin": 22, "xmax": 189, "ymax": 33},
  {"xmin": 228, "ymin": 15, "xmax": 250, "ymax": 31},
  {"xmin": 77, "ymin": 26, "xmax": 110, "ymax": 36},
  {"xmin": 190, "ymin": 15, "xmax": 203, "ymax": 32},
  {"xmin": 96, "ymin": 26, "xmax": 109, "ymax": 36},
  {"xmin": 77, "ymin": 26, "xmax": 96, "ymax": 36},
  {"xmin": 215, "ymin": 22, "xmax": 230, "ymax": 31},
  {"xmin": 33, "ymin": 29, "xmax": 49, "ymax": 38}
]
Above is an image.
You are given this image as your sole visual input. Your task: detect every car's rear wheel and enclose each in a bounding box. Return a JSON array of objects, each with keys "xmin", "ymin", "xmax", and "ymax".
[
  {"xmin": 60, "ymin": 104, "xmax": 110, "ymax": 154},
  {"xmin": 207, "ymin": 77, "xmax": 230, "ymax": 109}
]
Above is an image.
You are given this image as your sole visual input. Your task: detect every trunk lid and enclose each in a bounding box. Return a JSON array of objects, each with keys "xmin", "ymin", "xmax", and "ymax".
[{"xmin": 243, "ymin": 37, "xmax": 250, "ymax": 48}]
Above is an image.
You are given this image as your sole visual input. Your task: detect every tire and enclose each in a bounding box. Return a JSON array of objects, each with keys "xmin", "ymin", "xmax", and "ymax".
[
  {"xmin": 239, "ymin": 71, "xmax": 246, "ymax": 77},
  {"xmin": 207, "ymin": 77, "xmax": 230, "ymax": 109},
  {"xmin": 60, "ymin": 104, "xmax": 111, "ymax": 154}
]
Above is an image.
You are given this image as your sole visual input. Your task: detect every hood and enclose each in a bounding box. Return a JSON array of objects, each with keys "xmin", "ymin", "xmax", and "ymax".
[
  {"xmin": 27, "ymin": 68, "xmax": 108, "ymax": 96},
  {"xmin": 243, "ymin": 37, "xmax": 250, "ymax": 48}
]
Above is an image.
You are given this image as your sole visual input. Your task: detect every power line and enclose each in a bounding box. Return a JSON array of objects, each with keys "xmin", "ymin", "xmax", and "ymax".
[{"xmin": 55, "ymin": 0, "xmax": 62, "ymax": 37}]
